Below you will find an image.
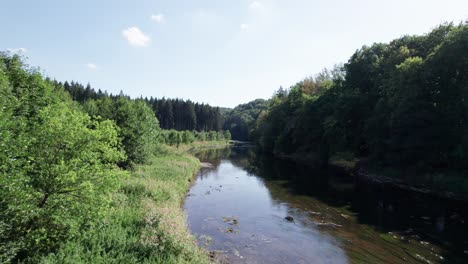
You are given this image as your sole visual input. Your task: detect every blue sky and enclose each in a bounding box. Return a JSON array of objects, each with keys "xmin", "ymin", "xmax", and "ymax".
[{"xmin": 2, "ymin": 0, "xmax": 467, "ymax": 107}]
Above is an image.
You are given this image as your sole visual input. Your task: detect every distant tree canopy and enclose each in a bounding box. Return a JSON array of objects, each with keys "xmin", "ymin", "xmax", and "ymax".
[
  {"xmin": 223, "ymin": 99, "xmax": 268, "ymax": 141},
  {"xmin": 149, "ymin": 97, "xmax": 223, "ymax": 131},
  {"xmin": 60, "ymin": 81, "xmax": 224, "ymax": 132},
  {"xmin": 253, "ymin": 23, "xmax": 468, "ymax": 173}
]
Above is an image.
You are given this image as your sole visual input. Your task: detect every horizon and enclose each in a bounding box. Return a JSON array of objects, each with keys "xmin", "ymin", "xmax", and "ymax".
[{"xmin": 2, "ymin": 0, "xmax": 467, "ymax": 108}]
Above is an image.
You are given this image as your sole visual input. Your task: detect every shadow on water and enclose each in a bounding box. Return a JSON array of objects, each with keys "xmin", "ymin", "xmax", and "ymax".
[
  {"xmin": 255, "ymin": 150, "xmax": 468, "ymax": 262},
  {"xmin": 187, "ymin": 146, "xmax": 468, "ymax": 263}
]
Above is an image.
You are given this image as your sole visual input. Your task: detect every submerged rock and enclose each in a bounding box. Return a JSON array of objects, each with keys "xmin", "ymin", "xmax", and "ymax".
[
  {"xmin": 223, "ymin": 216, "xmax": 240, "ymax": 225},
  {"xmin": 208, "ymin": 251, "xmax": 230, "ymax": 263}
]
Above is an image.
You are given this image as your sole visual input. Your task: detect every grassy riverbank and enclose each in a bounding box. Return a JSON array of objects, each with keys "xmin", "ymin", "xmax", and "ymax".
[
  {"xmin": 40, "ymin": 145, "xmax": 210, "ymax": 264},
  {"xmin": 181, "ymin": 140, "xmax": 233, "ymax": 152}
]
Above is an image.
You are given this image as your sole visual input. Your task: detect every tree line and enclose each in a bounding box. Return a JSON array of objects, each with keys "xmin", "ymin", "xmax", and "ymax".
[
  {"xmin": 59, "ymin": 79, "xmax": 269, "ymax": 142},
  {"xmin": 160, "ymin": 130, "xmax": 231, "ymax": 147},
  {"xmin": 251, "ymin": 23, "xmax": 468, "ymax": 176},
  {"xmin": 61, "ymin": 81, "xmax": 224, "ymax": 132},
  {"xmin": 222, "ymin": 99, "xmax": 268, "ymax": 141}
]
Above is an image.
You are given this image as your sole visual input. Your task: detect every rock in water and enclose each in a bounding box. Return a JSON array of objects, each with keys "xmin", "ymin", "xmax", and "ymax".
[{"xmin": 285, "ymin": 216, "xmax": 294, "ymax": 222}]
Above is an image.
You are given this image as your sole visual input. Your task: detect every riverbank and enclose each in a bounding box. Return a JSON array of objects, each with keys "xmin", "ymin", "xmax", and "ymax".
[
  {"xmin": 271, "ymin": 151, "xmax": 468, "ymax": 202},
  {"xmin": 175, "ymin": 140, "xmax": 233, "ymax": 153},
  {"xmin": 354, "ymin": 161, "xmax": 468, "ymax": 202},
  {"xmin": 40, "ymin": 145, "xmax": 211, "ymax": 264}
]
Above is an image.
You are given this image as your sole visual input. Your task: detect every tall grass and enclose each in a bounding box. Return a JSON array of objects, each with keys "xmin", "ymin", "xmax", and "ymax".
[
  {"xmin": 40, "ymin": 146, "xmax": 209, "ymax": 264},
  {"xmin": 172, "ymin": 140, "xmax": 232, "ymax": 153}
]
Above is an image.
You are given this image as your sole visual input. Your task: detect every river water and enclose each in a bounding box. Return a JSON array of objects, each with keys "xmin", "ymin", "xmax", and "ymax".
[{"xmin": 183, "ymin": 147, "xmax": 468, "ymax": 264}]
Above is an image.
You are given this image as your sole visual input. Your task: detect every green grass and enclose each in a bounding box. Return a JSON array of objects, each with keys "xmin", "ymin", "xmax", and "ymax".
[
  {"xmin": 174, "ymin": 140, "xmax": 231, "ymax": 153},
  {"xmin": 40, "ymin": 145, "xmax": 210, "ymax": 264}
]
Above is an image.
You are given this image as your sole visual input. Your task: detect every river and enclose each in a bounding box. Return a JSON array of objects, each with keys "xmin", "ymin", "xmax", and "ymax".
[{"xmin": 183, "ymin": 146, "xmax": 468, "ymax": 263}]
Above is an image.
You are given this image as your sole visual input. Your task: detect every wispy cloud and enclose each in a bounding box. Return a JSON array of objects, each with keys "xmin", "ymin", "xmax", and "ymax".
[
  {"xmin": 151, "ymin": 14, "xmax": 165, "ymax": 23},
  {"xmin": 122, "ymin": 27, "xmax": 151, "ymax": 47},
  {"xmin": 86, "ymin": 63, "xmax": 97, "ymax": 70},
  {"xmin": 7, "ymin": 47, "xmax": 28, "ymax": 53}
]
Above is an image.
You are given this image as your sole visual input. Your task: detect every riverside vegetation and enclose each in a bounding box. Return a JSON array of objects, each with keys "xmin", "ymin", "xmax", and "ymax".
[
  {"xmin": 0, "ymin": 53, "xmax": 227, "ymax": 263},
  {"xmin": 227, "ymin": 23, "xmax": 468, "ymax": 198},
  {"xmin": 1, "ymin": 21, "xmax": 468, "ymax": 263},
  {"xmin": 40, "ymin": 146, "xmax": 212, "ymax": 264}
]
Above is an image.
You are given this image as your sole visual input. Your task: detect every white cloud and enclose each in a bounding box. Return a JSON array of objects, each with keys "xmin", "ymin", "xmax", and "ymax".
[
  {"xmin": 151, "ymin": 14, "xmax": 165, "ymax": 23},
  {"xmin": 7, "ymin": 47, "xmax": 28, "ymax": 53},
  {"xmin": 240, "ymin": 24, "xmax": 249, "ymax": 30},
  {"xmin": 122, "ymin": 27, "xmax": 151, "ymax": 47},
  {"xmin": 86, "ymin": 63, "xmax": 97, "ymax": 70}
]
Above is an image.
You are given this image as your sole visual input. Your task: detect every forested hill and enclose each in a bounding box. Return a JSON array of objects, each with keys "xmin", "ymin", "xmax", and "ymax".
[
  {"xmin": 223, "ymin": 99, "xmax": 268, "ymax": 141},
  {"xmin": 58, "ymin": 80, "xmax": 270, "ymax": 141},
  {"xmin": 60, "ymin": 81, "xmax": 225, "ymax": 132},
  {"xmin": 251, "ymin": 23, "xmax": 468, "ymax": 182}
]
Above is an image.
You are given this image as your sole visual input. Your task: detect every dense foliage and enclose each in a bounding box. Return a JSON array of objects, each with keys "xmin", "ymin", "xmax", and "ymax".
[
  {"xmin": 60, "ymin": 81, "xmax": 229, "ymax": 166},
  {"xmin": 223, "ymin": 99, "xmax": 268, "ymax": 141},
  {"xmin": 149, "ymin": 98, "xmax": 223, "ymax": 132},
  {"xmin": 0, "ymin": 52, "xmax": 232, "ymax": 262},
  {"xmin": 254, "ymin": 23, "xmax": 468, "ymax": 175},
  {"xmin": 0, "ymin": 54, "xmax": 126, "ymax": 262},
  {"xmin": 61, "ymin": 81, "xmax": 224, "ymax": 132},
  {"xmin": 82, "ymin": 97, "xmax": 160, "ymax": 167},
  {"xmin": 0, "ymin": 53, "xmax": 227, "ymax": 263},
  {"xmin": 40, "ymin": 149, "xmax": 210, "ymax": 264}
]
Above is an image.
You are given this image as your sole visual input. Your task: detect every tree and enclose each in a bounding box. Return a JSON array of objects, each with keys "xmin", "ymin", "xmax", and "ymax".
[
  {"xmin": 223, "ymin": 130, "xmax": 232, "ymax": 141},
  {"xmin": 182, "ymin": 130, "xmax": 195, "ymax": 144},
  {"xmin": 0, "ymin": 53, "xmax": 126, "ymax": 261},
  {"xmin": 6, "ymin": 104, "xmax": 125, "ymax": 257},
  {"xmin": 110, "ymin": 98, "xmax": 160, "ymax": 166},
  {"xmin": 167, "ymin": 130, "xmax": 182, "ymax": 147}
]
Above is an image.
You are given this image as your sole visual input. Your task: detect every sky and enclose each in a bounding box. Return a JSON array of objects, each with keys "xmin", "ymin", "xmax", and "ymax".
[{"xmin": 2, "ymin": 0, "xmax": 467, "ymax": 108}]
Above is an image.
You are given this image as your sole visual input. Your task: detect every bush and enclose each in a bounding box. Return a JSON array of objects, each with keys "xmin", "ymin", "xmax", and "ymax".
[{"xmin": 0, "ymin": 53, "xmax": 126, "ymax": 262}]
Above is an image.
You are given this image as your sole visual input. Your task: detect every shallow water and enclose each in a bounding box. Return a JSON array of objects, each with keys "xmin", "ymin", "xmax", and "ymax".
[{"xmin": 183, "ymin": 147, "xmax": 468, "ymax": 263}]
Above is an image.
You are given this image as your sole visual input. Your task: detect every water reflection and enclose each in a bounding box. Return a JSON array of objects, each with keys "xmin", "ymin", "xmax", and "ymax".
[{"xmin": 184, "ymin": 147, "xmax": 468, "ymax": 263}]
